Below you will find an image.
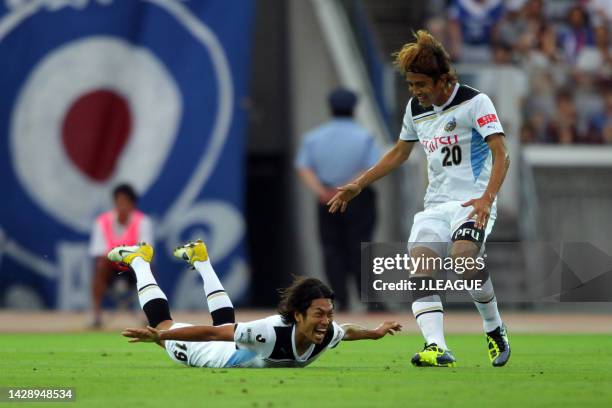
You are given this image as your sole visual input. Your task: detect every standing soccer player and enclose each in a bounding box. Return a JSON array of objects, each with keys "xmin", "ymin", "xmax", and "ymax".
[{"xmin": 328, "ymin": 30, "xmax": 511, "ymax": 367}]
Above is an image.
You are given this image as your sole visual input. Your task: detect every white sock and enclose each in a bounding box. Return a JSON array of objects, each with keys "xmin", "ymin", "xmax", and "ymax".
[
  {"xmin": 193, "ymin": 259, "xmax": 233, "ymax": 312},
  {"xmin": 412, "ymin": 294, "xmax": 447, "ymax": 349},
  {"xmin": 131, "ymin": 257, "xmax": 167, "ymax": 308},
  {"xmin": 468, "ymin": 277, "xmax": 503, "ymax": 333}
]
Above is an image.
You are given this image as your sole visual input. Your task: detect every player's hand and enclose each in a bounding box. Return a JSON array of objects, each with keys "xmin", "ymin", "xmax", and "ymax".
[
  {"xmin": 461, "ymin": 194, "xmax": 493, "ymax": 230},
  {"xmin": 373, "ymin": 321, "xmax": 402, "ymax": 339},
  {"xmin": 318, "ymin": 189, "xmax": 337, "ymax": 205},
  {"xmin": 327, "ymin": 183, "xmax": 362, "ymax": 213},
  {"xmin": 122, "ymin": 326, "xmax": 161, "ymax": 343}
]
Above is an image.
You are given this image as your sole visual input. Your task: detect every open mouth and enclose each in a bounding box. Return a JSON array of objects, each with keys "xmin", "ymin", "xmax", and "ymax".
[{"xmin": 314, "ymin": 327, "xmax": 327, "ymax": 339}]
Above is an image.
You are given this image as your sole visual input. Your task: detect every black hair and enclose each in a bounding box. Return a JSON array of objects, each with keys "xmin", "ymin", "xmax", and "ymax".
[
  {"xmin": 277, "ymin": 277, "xmax": 334, "ymax": 324},
  {"xmin": 328, "ymin": 88, "xmax": 357, "ymax": 117},
  {"xmin": 112, "ymin": 183, "xmax": 138, "ymax": 203},
  {"xmin": 331, "ymin": 106, "xmax": 354, "ymax": 117}
]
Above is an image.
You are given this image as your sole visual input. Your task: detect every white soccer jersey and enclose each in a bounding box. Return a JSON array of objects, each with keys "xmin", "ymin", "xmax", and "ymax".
[
  {"xmin": 232, "ymin": 315, "xmax": 345, "ymax": 368},
  {"xmin": 399, "ymin": 84, "xmax": 504, "ymax": 211}
]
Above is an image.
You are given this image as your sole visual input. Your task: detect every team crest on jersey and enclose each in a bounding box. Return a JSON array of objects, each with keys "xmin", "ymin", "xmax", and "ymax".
[{"xmin": 444, "ymin": 117, "xmax": 456, "ymax": 132}]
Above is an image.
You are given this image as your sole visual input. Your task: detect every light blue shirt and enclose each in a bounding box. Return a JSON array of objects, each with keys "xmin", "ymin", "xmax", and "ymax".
[{"xmin": 295, "ymin": 118, "xmax": 381, "ymax": 187}]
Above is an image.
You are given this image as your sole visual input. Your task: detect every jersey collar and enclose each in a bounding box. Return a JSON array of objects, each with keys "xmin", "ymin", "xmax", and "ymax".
[
  {"xmin": 433, "ymin": 83, "xmax": 460, "ymax": 113},
  {"xmin": 291, "ymin": 325, "xmax": 315, "ymax": 362}
]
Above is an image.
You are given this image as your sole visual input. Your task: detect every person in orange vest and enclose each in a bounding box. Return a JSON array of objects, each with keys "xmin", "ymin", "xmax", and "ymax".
[{"xmin": 89, "ymin": 184, "xmax": 153, "ymax": 328}]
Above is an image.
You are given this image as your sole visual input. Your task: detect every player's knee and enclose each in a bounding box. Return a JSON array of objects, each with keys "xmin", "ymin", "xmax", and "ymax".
[
  {"xmin": 450, "ymin": 240, "xmax": 479, "ymax": 259},
  {"xmin": 409, "ymin": 246, "xmax": 442, "ymax": 277},
  {"xmin": 464, "ymin": 267, "xmax": 489, "ymax": 282}
]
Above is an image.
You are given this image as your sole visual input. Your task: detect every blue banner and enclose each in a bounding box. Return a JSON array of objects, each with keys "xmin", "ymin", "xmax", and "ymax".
[{"xmin": 0, "ymin": 0, "xmax": 254, "ymax": 310}]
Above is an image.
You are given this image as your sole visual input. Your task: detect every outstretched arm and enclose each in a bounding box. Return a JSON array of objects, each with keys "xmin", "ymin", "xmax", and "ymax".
[
  {"xmin": 328, "ymin": 140, "xmax": 415, "ymax": 213},
  {"xmin": 340, "ymin": 321, "xmax": 402, "ymax": 341},
  {"xmin": 122, "ymin": 324, "xmax": 235, "ymax": 343}
]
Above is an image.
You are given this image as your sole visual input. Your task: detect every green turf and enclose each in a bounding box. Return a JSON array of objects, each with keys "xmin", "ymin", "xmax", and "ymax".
[{"xmin": 1, "ymin": 333, "xmax": 611, "ymax": 407}]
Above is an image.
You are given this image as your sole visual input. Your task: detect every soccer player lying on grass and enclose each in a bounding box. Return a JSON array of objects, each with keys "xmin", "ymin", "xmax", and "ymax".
[{"xmin": 113, "ymin": 241, "xmax": 401, "ymax": 368}]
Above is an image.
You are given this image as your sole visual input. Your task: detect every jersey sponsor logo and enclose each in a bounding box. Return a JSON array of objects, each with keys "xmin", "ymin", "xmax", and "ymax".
[
  {"xmin": 453, "ymin": 227, "xmax": 481, "ymax": 242},
  {"xmin": 421, "ymin": 135, "xmax": 459, "ymax": 153},
  {"xmin": 477, "ymin": 114, "xmax": 498, "ymax": 127},
  {"xmin": 245, "ymin": 328, "xmax": 254, "ymax": 344},
  {"xmin": 451, "ymin": 222, "xmax": 485, "ymax": 243},
  {"xmin": 444, "ymin": 117, "xmax": 457, "ymax": 132}
]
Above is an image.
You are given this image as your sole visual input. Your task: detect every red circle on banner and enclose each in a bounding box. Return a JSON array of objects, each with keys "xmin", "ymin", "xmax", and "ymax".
[{"xmin": 61, "ymin": 89, "xmax": 132, "ymax": 182}]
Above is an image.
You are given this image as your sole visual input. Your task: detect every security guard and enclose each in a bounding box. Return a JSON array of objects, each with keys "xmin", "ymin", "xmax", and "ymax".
[{"xmin": 295, "ymin": 88, "xmax": 381, "ymax": 310}]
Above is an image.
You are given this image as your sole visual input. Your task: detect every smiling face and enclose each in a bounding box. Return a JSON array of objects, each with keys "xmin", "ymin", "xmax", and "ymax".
[
  {"xmin": 406, "ymin": 72, "xmax": 451, "ymax": 108},
  {"xmin": 294, "ymin": 298, "xmax": 334, "ymax": 344}
]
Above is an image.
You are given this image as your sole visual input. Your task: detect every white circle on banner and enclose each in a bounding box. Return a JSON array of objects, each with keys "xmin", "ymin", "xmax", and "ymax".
[{"xmin": 10, "ymin": 36, "xmax": 182, "ymax": 233}]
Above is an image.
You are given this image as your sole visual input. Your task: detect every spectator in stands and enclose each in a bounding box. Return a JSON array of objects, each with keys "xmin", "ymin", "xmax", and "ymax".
[
  {"xmin": 503, "ymin": 0, "xmax": 559, "ymax": 66},
  {"xmin": 426, "ymin": 16, "xmax": 453, "ymax": 59},
  {"xmin": 520, "ymin": 122, "xmax": 537, "ymax": 144},
  {"xmin": 588, "ymin": 0, "xmax": 612, "ymax": 23},
  {"xmin": 89, "ymin": 184, "xmax": 153, "ymax": 328},
  {"xmin": 557, "ymin": 5, "xmax": 596, "ymax": 65},
  {"xmin": 523, "ymin": 0, "xmax": 545, "ymax": 22},
  {"xmin": 491, "ymin": 42, "xmax": 514, "ymax": 64},
  {"xmin": 495, "ymin": 0, "xmax": 528, "ymax": 51},
  {"xmin": 545, "ymin": 89, "xmax": 600, "ymax": 144},
  {"xmin": 448, "ymin": 0, "xmax": 506, "ymax": 62},
  {"xmin": 436, "ymin": 0, "xmax": 610, "ymax": 145},
  {"xmin": 588, "ymin": 89, "xmax": 612, "ymax": 143},
  {"xmin": 523, "ymin": 111, "xmax": 549, "ymax": 143},
  {"xmin": 587, "ymin": 0, "xmax": 612, "ymax": 65}
]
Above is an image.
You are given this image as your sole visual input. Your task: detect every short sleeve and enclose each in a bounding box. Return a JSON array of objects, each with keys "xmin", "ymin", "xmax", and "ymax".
[
  {"xmin": 471, "ymin": 93, "xmax": 505, "ymax": 139},
  {"xmin": 328, "ymin": 321, "xmax": 345, "ymax": 349},
  {"xmin": 399, "ymin": 101, "xmax": 419, "ymax": 141},
  {"xmin": 89, "ymin": 220, "xmax": 106, "ymax": 257},
  {"xmin": 234, "ymin": 318, "xmax": 276, "ymax": 357},
  {"xmin": 294, "ymin": 136, "xmax": 312, "ymax": 169}
]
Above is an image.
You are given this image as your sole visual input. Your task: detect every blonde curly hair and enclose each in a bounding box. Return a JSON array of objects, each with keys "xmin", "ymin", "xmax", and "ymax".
[{"xmin": 393, "ymin": 30, "xmax": 457, "ymax": 84}]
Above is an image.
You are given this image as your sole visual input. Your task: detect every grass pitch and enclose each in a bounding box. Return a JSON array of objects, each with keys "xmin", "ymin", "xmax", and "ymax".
[{"xmin": 1, "ymin": 332, "xmax": 611, "ymax": 407}]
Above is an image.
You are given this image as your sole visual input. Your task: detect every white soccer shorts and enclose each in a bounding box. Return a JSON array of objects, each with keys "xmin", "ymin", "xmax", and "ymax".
[
  {"xmin": 164, "ymin": 323, "xmax": 237, "ymax": 368},
  {"xmin": 407, "ymin": 200, "xmax": 496, "ymax": 256}
]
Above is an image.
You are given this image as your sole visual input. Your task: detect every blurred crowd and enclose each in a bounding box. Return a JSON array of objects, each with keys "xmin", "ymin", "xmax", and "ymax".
[{"xmin": 426, "ymin": 0, "xmax": 612, "ymax": 144}]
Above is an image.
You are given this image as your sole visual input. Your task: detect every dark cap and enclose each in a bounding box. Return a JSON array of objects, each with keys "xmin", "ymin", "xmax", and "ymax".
[{"xmin": 328, "ymin": 88, "xmax": 357, "ymax": 116}]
